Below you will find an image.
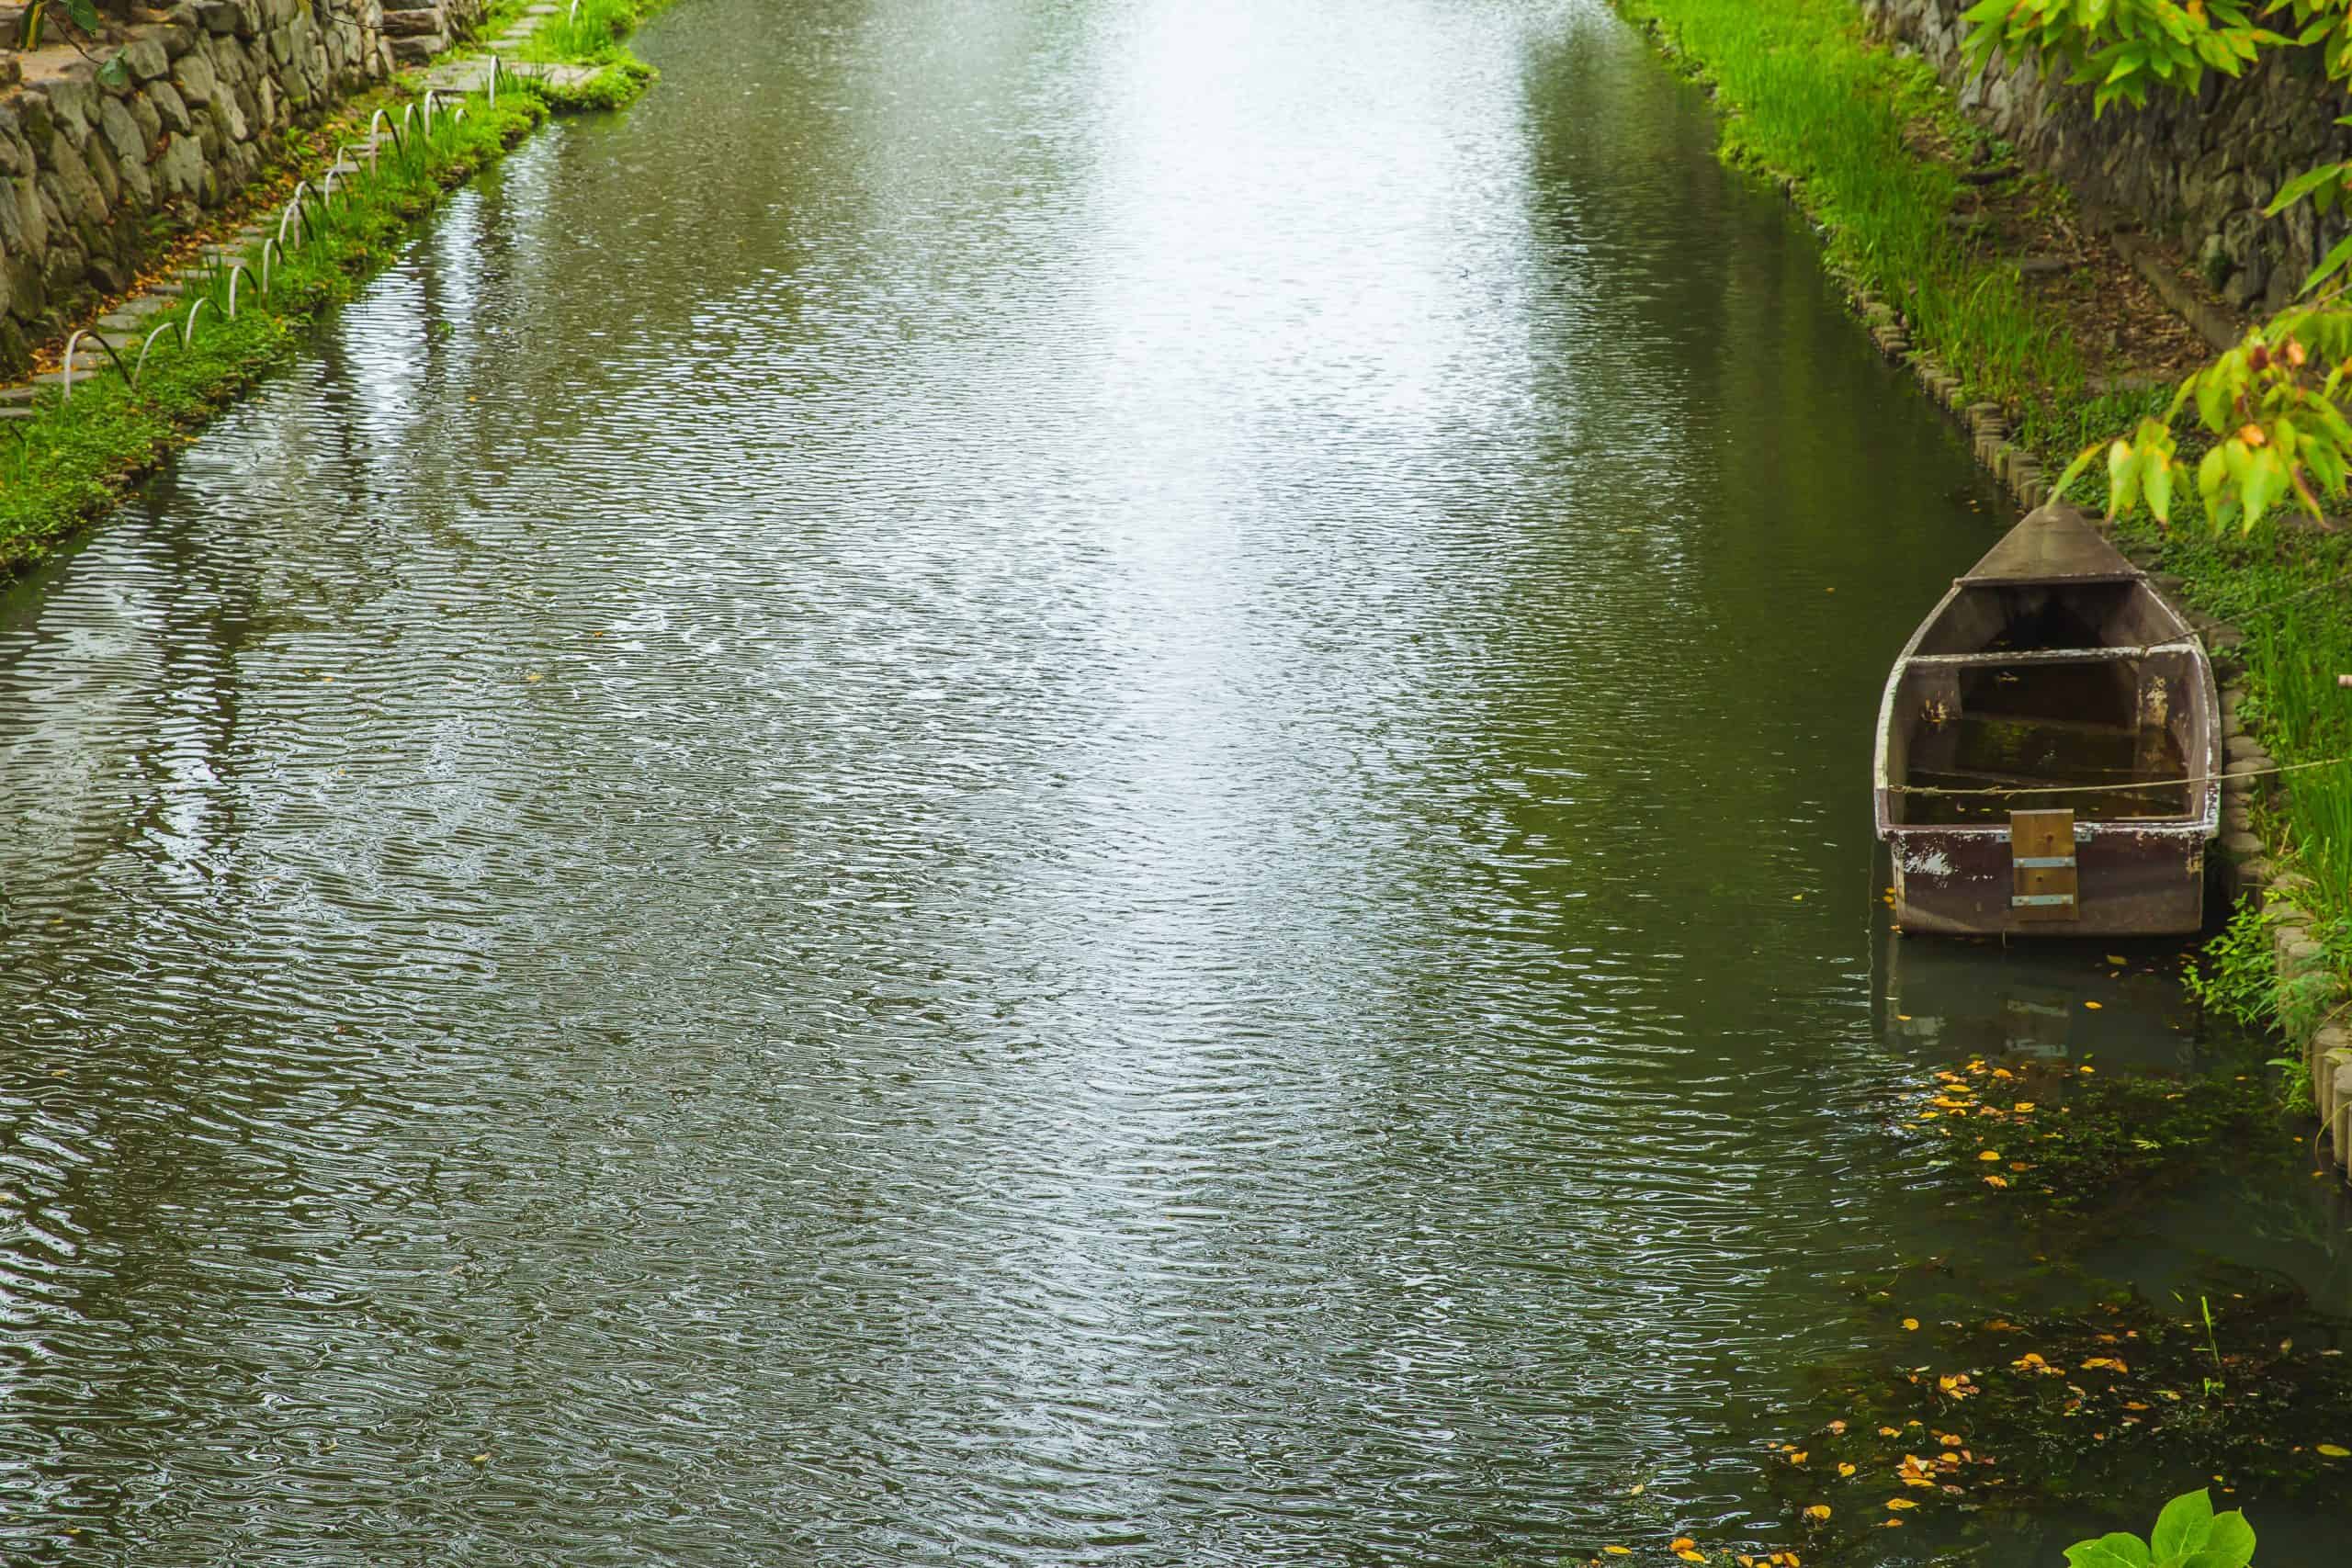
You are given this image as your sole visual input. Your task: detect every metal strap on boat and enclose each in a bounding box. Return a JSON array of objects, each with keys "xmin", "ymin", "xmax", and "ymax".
[
  {"xmin": 2010, "ymin": 894, "xmax": 2076, "ymax": 908},
  {"xmin": 2012, "ymin": 855, "xmax": 2076, "ymax": 868}
]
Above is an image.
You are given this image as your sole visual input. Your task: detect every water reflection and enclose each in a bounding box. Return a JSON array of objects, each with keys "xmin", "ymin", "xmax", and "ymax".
[{"xmin": 0, "ymin": 0, "xmax": 2342, "ymax": 1562}]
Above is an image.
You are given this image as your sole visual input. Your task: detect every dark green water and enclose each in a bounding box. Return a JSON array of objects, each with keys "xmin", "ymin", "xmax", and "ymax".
[{"xmin": 0, "ymin": 1, "xmax": 2346, "ymax": 1562}]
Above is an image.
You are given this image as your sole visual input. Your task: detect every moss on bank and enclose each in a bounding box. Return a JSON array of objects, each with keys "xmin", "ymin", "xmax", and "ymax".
[{"xmin": 1607, "ymin": 0, "xmax": 2352, "ymax": 1071}]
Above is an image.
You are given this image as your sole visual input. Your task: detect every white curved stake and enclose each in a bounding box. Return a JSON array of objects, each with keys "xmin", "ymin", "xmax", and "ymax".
[
  {"xmin": 62, "ymin": 329, "xmax": 93, "ymax": 401},
  {"xmin": 321, "ymin": 167, "xmax": 338, "ymax": 206},
  {"xmin": 570, "ymin": 0, "xmax": 581, "ymax": 23},
  {"xmin": 181, "ymin": 297, "xmax": 209, "ymax": 349},
  {"xmin": 487, "ymin": 54, "xmax": 499, "ymax": 107},
  {"xmin": 133, "ymin": 321, "xmax": 176, "ymax": 389},
  {"xmin": 224, "ymin": 262, "xmax": 247, "ymax": 320},
  {"xmin": 278, "ymin": 181, "xmax": 311, "ymax": 249},
  {"xmin": 258, "ymin": 237, "xmax": 279, "ymax": 293}
]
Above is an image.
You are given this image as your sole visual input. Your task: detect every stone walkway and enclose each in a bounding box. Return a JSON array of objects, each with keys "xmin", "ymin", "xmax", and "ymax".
[{"xmin": 424, "ymin": 4, "xmax": 603, "ymax": 96}]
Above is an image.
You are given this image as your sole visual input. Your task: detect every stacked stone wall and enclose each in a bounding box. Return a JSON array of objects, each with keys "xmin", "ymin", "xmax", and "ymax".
[
  {"xmin": 0, "ymin": 0, "xmax": 482, "ymax": 374},
  {"xmin": 1864, "ymin": 0, "xmax": 2352, "ymax": 321}
]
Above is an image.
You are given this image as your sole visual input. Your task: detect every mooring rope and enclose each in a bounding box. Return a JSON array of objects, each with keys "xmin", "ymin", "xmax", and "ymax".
[{"xmin": 1885, "ymin": 753, "xmax": 2352, "ymax": 799}]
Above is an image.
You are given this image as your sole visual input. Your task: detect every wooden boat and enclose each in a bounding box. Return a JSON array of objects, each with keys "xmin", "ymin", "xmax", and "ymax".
[{"xmin": 1872, "ymin": 503, "xmax": 2221, "ymax": 936}]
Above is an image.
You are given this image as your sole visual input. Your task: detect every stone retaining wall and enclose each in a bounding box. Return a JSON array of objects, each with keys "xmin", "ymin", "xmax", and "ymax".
[
  {"xmin": 1861, "ymin": 0, "xmax": 2352, "ymax": 321},
  {"xmin": 0, "ymin": 0, "xmax": 482, "ymax": 374}
]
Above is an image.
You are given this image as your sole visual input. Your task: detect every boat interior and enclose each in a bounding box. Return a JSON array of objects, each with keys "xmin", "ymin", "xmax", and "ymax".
[{"xmin": 1884, "ymin": 577, "xmax": 2211, "ymax": 829}]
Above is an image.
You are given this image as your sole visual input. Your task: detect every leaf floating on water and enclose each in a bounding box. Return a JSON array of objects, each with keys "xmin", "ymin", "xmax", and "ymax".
[
  {"xmin": 1903, "ymin": 1317, "xmax": 1920, "ymax": 1331},
  {"xmin": 1977, "ymin": 1150, "xmax": 2003, "ymax": 1162},
  {"xmin": 1838, "ymin": 1462, "xmax": 1857, "ymax": 1478},
  {"xmin": 1672, "ymin": 1540, "xmax": 1697, "ymax": 1552},
  {"xmin": 1601, "ymin": 1549, "xmax": 1632, "ymax": 1557},
  {"xmin": 1677, "ymin": 1553, "xmax": 1706, "ymax": 1564},
  {"xmin": 2319, "ymin": 1444, "xmax": 2351, "ymax": 1459},
  {"xmin": 2105, "ymin": 954, "xmax": 2127, "ymax": 965},
  {"xmin": 2084, "ymin": 1000, "xmax": 2103, "ymax": 1010},
  {"xmin": 1804, "ymin": 1505, "xmax": 1831, "ymax": 1521},
  {"xmin": 1825, "ymin": 1420, "xmax": 1848, "ymax": 1435},
  {"xmin": 1886, "ymin": 1497, "xmax": 1919, "ymax": 1510}
]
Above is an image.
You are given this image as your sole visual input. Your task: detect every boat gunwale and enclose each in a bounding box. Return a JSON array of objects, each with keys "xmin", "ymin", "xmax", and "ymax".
[{"xmin": 1871, "ymin": 565, "xmax": 2222, "ymax": 840}]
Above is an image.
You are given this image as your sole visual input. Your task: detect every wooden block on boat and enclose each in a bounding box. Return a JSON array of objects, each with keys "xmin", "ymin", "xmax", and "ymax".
[{"xmin": 2010, "ymin": 809, "xmax": 2078, "ymax": 921}]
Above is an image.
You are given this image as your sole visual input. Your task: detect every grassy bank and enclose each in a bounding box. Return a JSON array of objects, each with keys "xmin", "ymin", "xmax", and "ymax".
[
  {"xmin": 0, "ymin": 0, "xmax": 683, "ymax": 578},
  {"xmin": 476, "ymin": 0, "xmax": 668, "ymax": 110},
  {"xmin": 0, "ymin": 87, "xmax": 548, "ymax": 573},
  {"xmin": 1610, "ymin": 0, "xmax": 2350, "ymax": 1050}
]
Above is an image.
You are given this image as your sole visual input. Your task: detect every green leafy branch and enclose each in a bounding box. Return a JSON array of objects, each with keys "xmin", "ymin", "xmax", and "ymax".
[
  {"xmin": 1961, "ymin": 0, "xmax": 2287, "ymax": 116},
  {"xmin": 2055, "ymin": 304, "xmax": 2352, "ymax": 530},
  {"xmin": 2064, "ymin": 1487, "xmax": 2256, "ymax": 1568},
  {"xmin": 16, "ymin": 1, "xmax": 139, "ymax": 88}
]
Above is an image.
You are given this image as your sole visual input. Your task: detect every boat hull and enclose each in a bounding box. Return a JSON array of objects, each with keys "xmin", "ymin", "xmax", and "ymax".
[{"xmin": 1888, "ymin": 821, "xmax": 2208, "ymax": 936}]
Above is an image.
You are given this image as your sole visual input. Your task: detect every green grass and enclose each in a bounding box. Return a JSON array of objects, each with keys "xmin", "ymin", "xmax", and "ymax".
[
  {"xmin": 497, "ymin": 0, "xmax": 671, "ymax": 110},
  {"xmin": 2123, "ymin": 512, "xmax": 2352, "ymax": 976},
  {"xmin": 1611, "ymin": 0, "xmax": 2087, "ymax": 428}
]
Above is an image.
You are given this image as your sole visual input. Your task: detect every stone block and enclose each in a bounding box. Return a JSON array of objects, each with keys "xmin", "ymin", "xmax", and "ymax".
[
  {"xmin": 123, "ymin": 37, "xmax": 173, "ymax": 84},
  {"xmin": 156, "ymin": 133, "xmax": 205, "ymax": 203},
  {"xmin": 174, "ymin": 50, "xmax": 219, "ymax": 107},
  {"xmin": 147, "ymin": 82, "xmax": 194, "ymax": 139}
]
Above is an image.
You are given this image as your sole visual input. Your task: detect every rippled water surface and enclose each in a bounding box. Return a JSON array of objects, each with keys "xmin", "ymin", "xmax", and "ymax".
[{"xmin": 2, "ymin": 1, "xmax": 2346, "ymax": 1562}]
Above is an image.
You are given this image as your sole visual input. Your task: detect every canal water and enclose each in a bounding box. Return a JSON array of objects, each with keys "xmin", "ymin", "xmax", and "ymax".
[{"xmin": 0, "ymin": 0, "xmax": 2345, "ymax": 1562}]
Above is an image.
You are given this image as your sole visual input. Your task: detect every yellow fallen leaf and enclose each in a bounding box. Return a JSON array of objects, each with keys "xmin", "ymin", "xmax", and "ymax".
[
  {"xmin": 2012, "ymin": 1101, "xmax": 2037, "ymax": 1113},
  {"xmin": 2105, "ymin": 954, "xmax": 2126, "ymax": 965},
  {"xmin": 1977, "ymin": 1150, "xmax": 2002, "ymax": 1161},
  {"xmin": 1602, "ymin": 1549, "xmax": 1631, "ymax": 1557},
  {"xmin": 1678, "ymin": 1553, "xmax": 1706, "ymax": 1564},
  {"xmin": 1983, "ymin": 1174, "xmax": 2009, "ymax": 1188},
  {"xmin": 2318, "ymin": 1444, "xmax": 2351, "ymax": 1459},
  {"xmin": 1787, "ymin": 1450, "xmax": 1808, "ymax": 1464},
  {"xmin": 1838, "ymin": 1462, "xmax": 1857, "ymax": 1478},
  {"xmin": 1903, "ymin": 1317, "xmax": 1920, "ymax": 1331},
  {"xmin": 1826, "ymin": 1420, "xmax": 1848, "ymax": 1435},
  {"xmin": 1887, "ymin": 1497, "xmax": 1918, "ymax": 1510},
  {"xmin": 1672, "ymin": 1540, "xmax": 1697, "ymax": 1552},
  {"xmin": 1878, "ymin": 1426, "xmax": 1901, "ymax": 1437},
  {"xmin": 2084, "ymin": 1000, "xmax": 2102, "ymax": 1010},
  {"xmin": 1804, "ymin": 1505, "xmax": 1831, "ymax": 1521}
]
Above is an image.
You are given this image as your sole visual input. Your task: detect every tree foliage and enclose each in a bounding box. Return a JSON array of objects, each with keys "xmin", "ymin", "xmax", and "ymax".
[{"xmin": 1962, "ymin": 1, "xmax": 2352, "ymax": 533}]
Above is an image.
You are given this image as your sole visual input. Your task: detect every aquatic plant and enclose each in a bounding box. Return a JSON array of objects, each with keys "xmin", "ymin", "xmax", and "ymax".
[
  {"xmin": 1894, "ymin": 1051, "xmax": 2270, "ymax": 1214},
  {"xmin": 2065, "ymin": 1488, "xmax": 2254, "ymax": 1568}
]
